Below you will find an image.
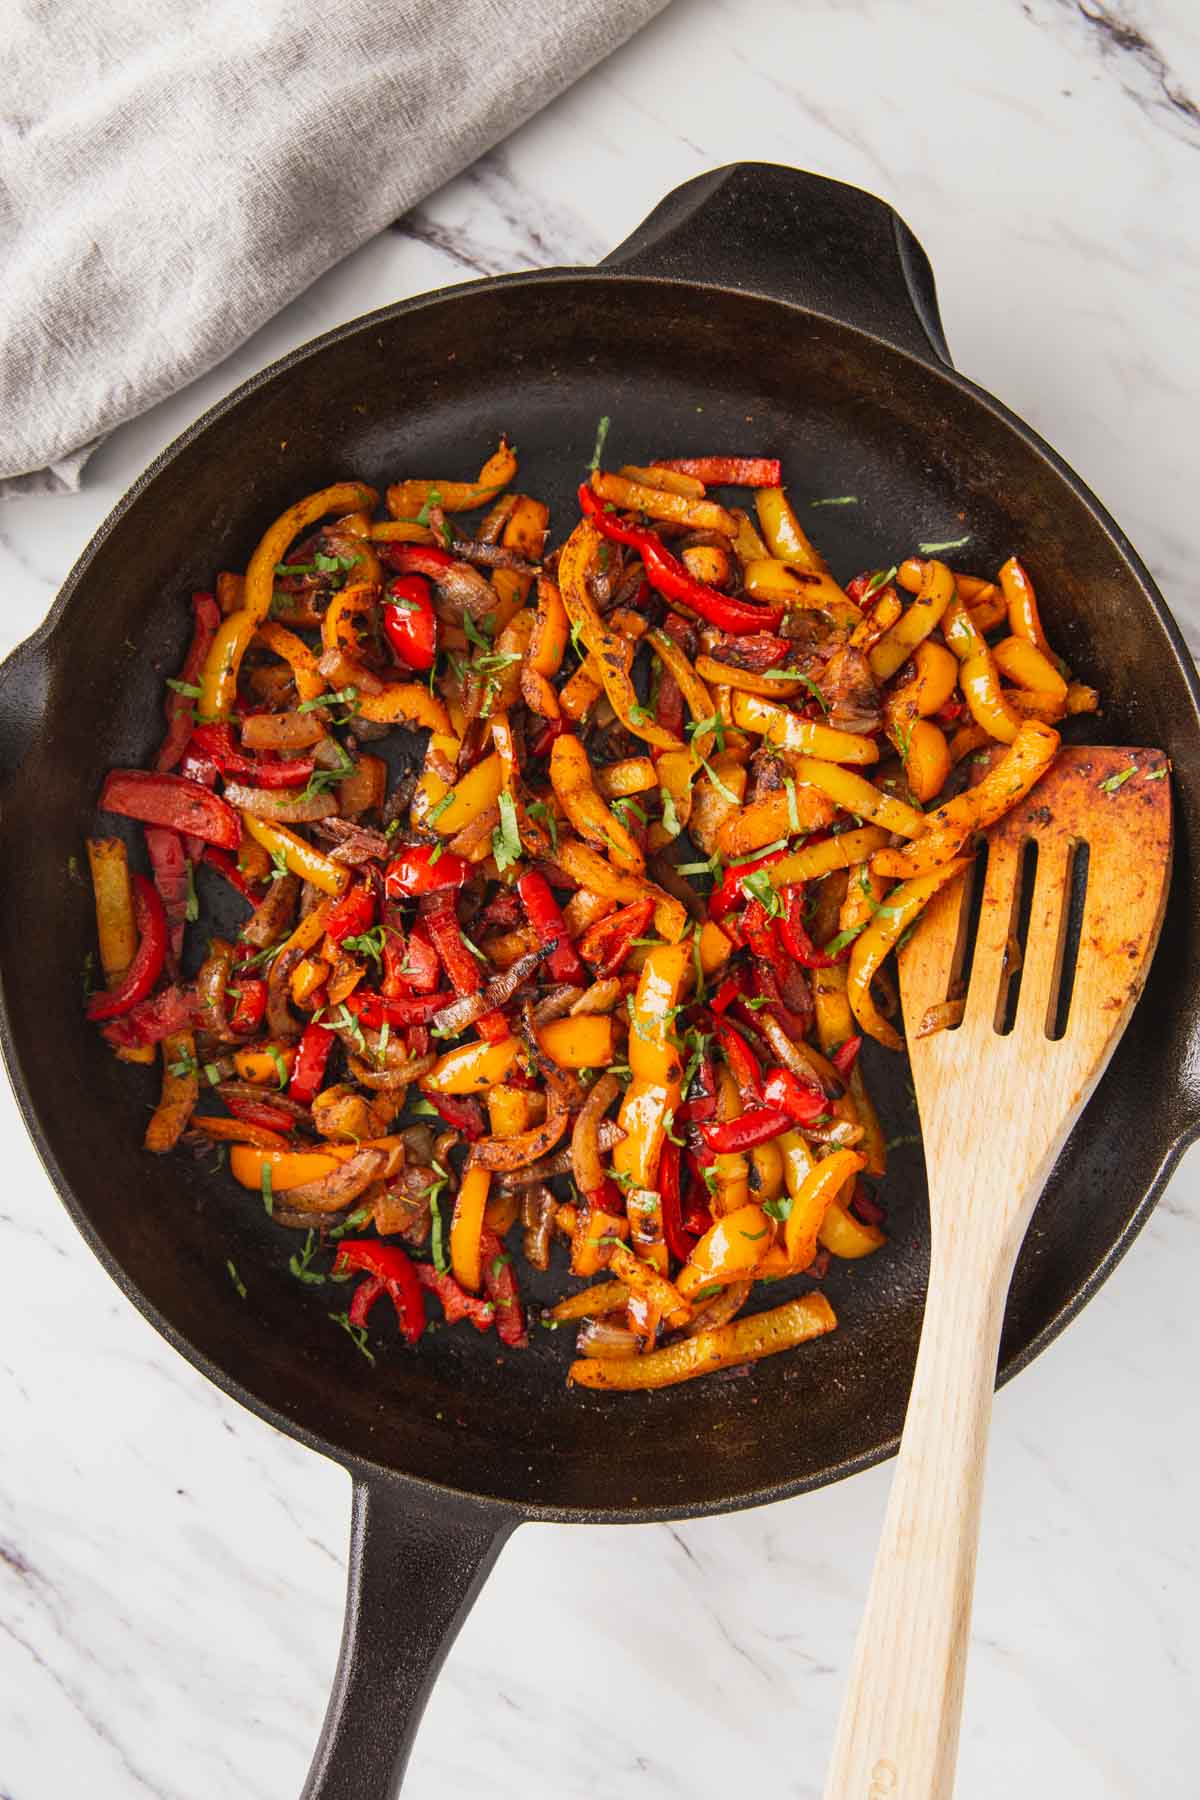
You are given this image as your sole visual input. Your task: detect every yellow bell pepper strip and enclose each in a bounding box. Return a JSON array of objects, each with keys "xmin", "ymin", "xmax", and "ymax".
[
  {"xmin": 900, "ymin": 718, "xmax": 952, "ymax": 803},
  {"xmin": 729, "ymin": 690, "xmax": 880, "ymax": 764},
  {"xmin": 742, "ymin": 558, "xmax": 855, "ymax": 620},
  {"xmin": 872, "ymin": 720, "xmax": 1060, "ymax": 880},
  {"xmin": 521, "ymin": 575, "xmax": 569, "ymax": 718},
  {"xmin": 849, "ymin": 587, "xmax": 903, "ymax": 649},
  {"xmin": 715, "ymin": 784, "xmax": 836, "ymax": 859},
  {"xmin": 868, "ymin": 558, "xmax": 955, "ymax": 682},
  {"xmin": 765, "ymin": 826, "xmax": 889, "ymax": 889},
  {"xmin": 694, "ymin": 656, "xmax": 803, "ymax": 700},
  {"xmin": 353, "ymin": 681, "xmax": 450, "ymax": 733},
  {"xmin": 653, "ymin": 748, "xmax": 696, "ymax": 842},
  {"xmin": 590, "ymin": 467, "xmax": 735, "ymax": 536},
  {"xmin": 569, "ymin": 1202, "xmax": 629, "ymax": 1278},
  {"xmin": 748, "ymin": 1137, "xmax": 785, "ymax": 1208},
  {"xmin": 321, "ymin": 581, "xmax": 377, "ymax": 659},
  {"xmin": 941, "ymin": 588, "xmax": 988, "ymax": 660},
  {"xmin": 612, "ymin": 940, "xmax": 690, "ymax": 1199},
  {"xmin": 645, "ymin": 628, "xmax": 717, "ymax": 757},
  {"xmin": 754, "ymin": 486, "xmax": 829, "ymax": 569},
  {"xmin": 998, "ymin": 555, "xmax": 1051, "ymax": 655},
  {"xmin": 240, "ymin": 814, "xmax": 350, "ymax": 896},
  {"xmin": 411, "ymin": 730, "xmax": 461, "ymax": 829},
  {"xmin": 537, "ymin": 1014, "xmax": 616, "ymax": 1070},
  {"xmin": 423, "ymin": 1035, "xmax": 523, "ymax": 1094},
  {"xmin": 608, "ymin": 1243, "xmax": 691, "ymax": 1330},
  {"xmin": 730, "ymin": 506, "xmax": 770, "ymax": 560},
  {"xmin": 992, "ymin": 634, "xmax": 1068, "ymax": 701},
  {"xmin": 568, "ymin": 1291, "xmax": 837, "ymax": 1390},
  {"xmin": 593, "ymin": 757, "xmax": 658, "ymax": 800},
  {"xmin": 86, "ymin": 838, "xmax": 156, "ymax": 1064},
  {"xmin": 676, "ymin": 1202, "xmax": 772, "ymax": 1297},
  {"xmin": 960, "ymin": 650, "xmax": 1021, "ymax": 744},
  {"xmin": 884, "ymin": 639, "xmax": 959, "ymax": 721},
  {"xmin": 847, "ymin": 857, "xmax": 973, "ymax": 1048},
  {"xmin": 695, "ymin": 919, "xmax": 734, "ymax": 977},
  {"xmin": 711, "ymin": 1063, "xmax": 751, "ymax": 1215},
  {"xmin": 548, "ymin": 1279, "xmax": 631, "ymax": 1322},
  {"xmin": 550, "ymin": 733, "xmax": 645, "ymax": 875},
  {"xmin": 253, "ymin": 620, "xmax": 327, "ymax": 704},
  {"xmin": 199, "ymin": 481, "xmax": 376, "ymax": 718},
  {"xmin": 558, "ymin": 658, "xmax": 604, "ymax": 722},
  {"xmin": 450, "ymin": 1163, "xmax": 491, "ymax": 1293},
  {"xmin": 789, "ymin": 758, "xmax": 928, "ymax": 839},
  {"xmin": 811, "ymin": 964, "xmax": 886, "ymax": 1176},
  {"xmin": 386, "ymin": 436, "xmax": 517, "ymax": 518},
  {"xmin": 557, "ymin": 838, "xmax": 688, "ymax": 943},
  {"xmin": 144, "ymin": 1032, "xmax": 200, "ymax": 1153},
  {"xmin": 818, "ymin": 1199, "xmax": 887, "ymax": 1258},
  {"xmin": 429, "ymin": 751, "xmax": 504, "ymax": 840},
  {"xmin": 557, "ymin": 520, "xmax": 684, "ymax": 753},
  {"xmin": 487, "ymin": 1085, "xmax": 533, "ymax": 1139},
  {"xmin": 783, "ymin": 1148, "xmax": 867, "ymax": 1266},
  {"xmin": 618, "ymin": 463, "xmax": 706, "ymax": 498},
  {"xmin": 492, "ymin": 494, "xmax": 549, "ymax": 612},
  {"xmin": 233, "ymin": 1042, "xmax": 297, "ymax": 1085}
]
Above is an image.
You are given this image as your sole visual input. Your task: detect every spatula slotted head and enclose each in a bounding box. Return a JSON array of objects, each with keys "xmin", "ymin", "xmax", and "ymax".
[{"xmin": 898, "ymin": 746, "xmax": 1172, "ymax": 1224}]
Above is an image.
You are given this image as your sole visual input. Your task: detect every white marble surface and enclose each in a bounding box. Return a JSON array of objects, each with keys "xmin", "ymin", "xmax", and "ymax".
[{"xmin": 2, "ymin": 2, "xmax": 1199, "ymax": 1795}]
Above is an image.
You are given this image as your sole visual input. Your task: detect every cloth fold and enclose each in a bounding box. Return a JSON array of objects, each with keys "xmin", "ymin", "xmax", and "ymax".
[{"xmin": 0, "ymin": 0, "xmax": 668, "ymax": 497}]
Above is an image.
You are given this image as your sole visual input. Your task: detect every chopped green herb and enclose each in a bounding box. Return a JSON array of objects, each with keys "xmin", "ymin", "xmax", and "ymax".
[
  {"xmin": 329, "ymin": 1202, "xmax": 373, "ymax": 1240},
  {"xmin": 1144, "ymin": 767, "xmax": 1168, "ymax": 782},
  {"xmin": 166, "ymin": 678, "xmax": 203, "ymax": 699},
  {"xmin": 203, "ymin": 1062, "xmax": 221, "ymax": 1087},
  {"xmin": 824, "ymin": 922, "xmax": 867, "ymax": 958},
  {"xmin": 810, "ymin": 495, "xmax": 859, "ymax": 507},
  {"xmin": 268, "ymin": 844, "xmax": 292, "ymax": 883},
  {"xmin": 687, "ymin": 710, "xmax": 727, "ymax": 752},
  {"xmin": 328, "ymin": 1310, "xmax": 375, "ymax": 1364},
  {"xmin": 342, "ymin": 924, "xmax": 387, "ymax": 967},
  {"xmin": 526, "ymin": 798, "xmax": 559, "ymax": 854},
  {"xmin": 226, "ymin": 1260, "xmax": 248, "ymax": 1299},
  {"xmin": 740, "ymin": 867, "xmax": 784, "ymax": 918},
  {"xmin": 81, "ymin": 950, "xmax": 98, "ymax": 1001},
  {"xmin": 700, "ymin": 757, "xmax": 740, "ymax": 805},
  {"xmin": 677, "ymin": 852, "xmax": 724, "ymax": 879},
  {"xmin": 330, "ymin": 1004, "xmax": 366, "ymax": 1054},
  {"xmin": 728, "ymin": 841, "xmax": 786, "ymax": 866},
  {"xmin": 184, "ymin": 861, "xmax": 200, "ymax": 923},
  {"xmin": 588, "ymin": 415, "xmax": 611, "ymax": 473},
  {"xmin": 862, "ymin": 565, "xmax": 899, "ymax": 602},
  {"xmin": 917, "ymin": 536, "xmax": 971, "ymax": 555},
  {"xmin": 784, "ymin": 776, "xmax": 801, "ymax": 835},
  {"xmin": 416, "ymin": 488, "xmax": 443, "ymax": 527},
  {"xmin": 289, "ymin": 1231, "xmax": 327, "ymax": 1285},
  {"xmin": 425, "ymin": 1162, "xmax": 451, "ymax": 1272},
  {"xmin": 266, "ymin": 1044, "xmax": 290, "ymax": 1088},
  {"xmin": 297, "ymin": 684, "xmax": 359, "ymax": 716},
  {"xmin": 1098, "ymin": 764, "xmax": 1137, "ymax": 795},
  {"xmin": 261, "ymin": 1159, "xmax": 274, "ymax": 1217},
  {"xmin": 613, "ymin": 796, "xmax": 649, "ymax": 828},
  {"xmin": 761, "ymin": 1195, "xmax": 792, "ymax": 1222},
  {"xmin": 426, "ymin": 789, "xmax": 457, "ymax": 827},
  {"xmin": 627, "ymin": 702, "xmax": 652, "ymax": 727},
  {"xmin": 491, "ymin": 788, "xmax": 523, "ymax": 873}
]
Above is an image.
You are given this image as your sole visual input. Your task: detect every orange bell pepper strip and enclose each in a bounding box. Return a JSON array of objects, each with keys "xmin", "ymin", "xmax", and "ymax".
[
  {"xmin": 868, "ymin": 558, "xmax": 956, "ymax": 682},
  {"xmin": 233, "ymin": 1042, "xmax": 297, "ymax": 1085},
  {"xmin": 764, "ymin": 826, "xmax": 890, "ymax": 890},
  {"xmin": 557, "ymin": 839, "xmax": 688, "ymax": 943},
  {"xmin": 998, "ymin": 556, "xmax": 1051, "ymax": 656},
  {"xmin": 548, "ymin": 1278, "xmax": 631, "ymax": 1322},
  {"xmin": 230, "ymin": 1137, "xmax": 404, "ymax": 1190},
  {"xmin": 591, "ymin": 468, "xmax": 734, "ymax": 536},
  {"xmin": 729, "ymin": 690, "xmax": 880, "ymax": 763},
  {"xmin": 253, "ymin": 620, "xmax": 327, "ymax": 704},
  {"xmin": 492, "ymin": 494, "xmax": 549, "ymax": 613},
  {"xmin": 847, "ymin": 857, "xmax": 973, "ymax": 1049},
  {"xmin": 450, "ymin": 1163, "xmax": 492, "ymax": 1293},
  {"xmin": 992, "ymin": 634, "xmax": 1067, "ymax": 700},
  {"xmin": 550, "ymin": 732, "xmax": 645, "ymax": 874},
  {"xmin": 790, "ymin": 759, "xmax": 928, "ymax": 839},
  {"xmin": 783, "ymin": 1148, "xmax": 866, "ymax": 1267},
  {"xmin": 199, "ymin": 481, "xmax": 376, "ymax": 718},
  {"xmin": 644, "ymin": 628, "xmax": 717, "ymax": 758},
  {"xmin": 557, "ymin": 520, "xmax": 683, "ymax": 753},
  {"xmin": 608, "ymin": 1243, "xmax": 691, "ymax": 1330},
  {"xmin": 900, "ymin": 718, "xmax": 952, "ymax": 803},
  {"xmin": 537, "ymin": 1014, "xmax": 615, "ymax": 1069},
  {"xmin": 569, "ymin": 1292, "xmax": 837, "ymax": 1390},
  {"xmin": 593, "ymin": 757, "xmax": 658, "ymax": 800},
  {"xmin": 386, "ymin": 437, "xmax": 517, "ymax": 518},
  {"xmin": 819, "ymin": 1199, "xmax": 887, "ymax": 1258},
  {"xmin": 960, "ymin": 651, "xmax": 1021, "ymax": 744},
  {"xmin": 884, "ymin": 640, "xmax": 959, "ymax": 721},
  {"xmin": 353, "ymin": 681, "xmax": 450, "ymax": 733},
  {"xmin": 240, "ymin": 814, "xmax": 350, "ymax": 896},
  {"xmin": 423, "ymin": 1035, "xmax": 524, "ymax": 1094},
  {"xmin": 144, "ymin": 1031, "xmax": 200, "ymax": 1153},
  {"xmin": 676, "ymin": 1202, "xmax": 772, "ymax": 1297},
  {"xmin": 190, "ymin": 1115, "xmax": 291, "ymax": 1152},
  {"xmin": 611, "ymin": 941, "xmax": 689, "ymax": 1216},
  {"xmin": 521, "ymin": 575, "xmax": 569, "ymax": 718}
]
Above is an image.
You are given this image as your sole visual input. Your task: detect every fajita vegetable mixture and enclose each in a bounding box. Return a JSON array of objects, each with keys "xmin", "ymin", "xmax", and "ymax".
[{"xmin": 82, "ymin": 436, "xmax": 1099, "ymax": 1390}]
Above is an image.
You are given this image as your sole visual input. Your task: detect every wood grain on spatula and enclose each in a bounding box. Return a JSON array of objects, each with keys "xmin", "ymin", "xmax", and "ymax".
[{"xmin": 823, "ymin": 745, "xmax": 1171, "ymax": 1800}]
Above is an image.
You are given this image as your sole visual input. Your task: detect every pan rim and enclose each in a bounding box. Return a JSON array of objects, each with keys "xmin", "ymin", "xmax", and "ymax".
[{"xmin": 3, "ymin": 263, "xmax": 1198, "ymax": 1521}]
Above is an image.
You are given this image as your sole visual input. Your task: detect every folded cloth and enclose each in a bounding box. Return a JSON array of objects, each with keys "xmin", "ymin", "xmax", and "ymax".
[{"xmin": 0, "ymin": 0, "xmax": 668, "ymax": 497}]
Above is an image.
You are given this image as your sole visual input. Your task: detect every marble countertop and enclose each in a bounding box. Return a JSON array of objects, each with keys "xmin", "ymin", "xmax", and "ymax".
[{"xmin": 2, "ymin": 2, "xmax": 1198, "ymax": 1795}]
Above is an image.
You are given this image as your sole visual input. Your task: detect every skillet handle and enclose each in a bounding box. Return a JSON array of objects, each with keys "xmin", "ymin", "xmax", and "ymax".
[
  {"xmin": 0, "ymin": 631, "xmax": 49, "ymax": 785},
  {"xmin": 301, "ymin": 1476, "xmax": 516, "ymax": 1799},
  {"xmin": 601, "ymin": 162, "xmax": 951, "ymax": 367}
]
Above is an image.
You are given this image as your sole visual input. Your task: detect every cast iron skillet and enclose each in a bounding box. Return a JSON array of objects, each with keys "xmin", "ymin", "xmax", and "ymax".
[{"xmin": 2, "ymin": 164, "xmax": 1198, "ymax": 1798}]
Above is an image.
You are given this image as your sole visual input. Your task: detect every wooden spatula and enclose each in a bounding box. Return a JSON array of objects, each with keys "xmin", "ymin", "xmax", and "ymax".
[{"xmin": 823, "ymin": 745, "xmax": 1172, "ymax": 1800}]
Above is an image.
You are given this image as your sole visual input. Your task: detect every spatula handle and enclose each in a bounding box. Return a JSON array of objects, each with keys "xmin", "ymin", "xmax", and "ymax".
[{"xmin": 822, "ymin": 1237, "xmax": 1015, "ymax": 1800}]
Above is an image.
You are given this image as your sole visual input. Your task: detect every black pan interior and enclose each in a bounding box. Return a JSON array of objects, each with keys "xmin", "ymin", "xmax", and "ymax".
[{"xmin": 3, "ymin": 273, "xmax": 1197, "ymax": 1518}]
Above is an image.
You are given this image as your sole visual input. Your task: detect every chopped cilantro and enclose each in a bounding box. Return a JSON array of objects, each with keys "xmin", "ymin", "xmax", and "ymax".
[
  {"xmin": 328, "ymin": 1310, "xmax": 375, "ymax": 1364},
  {"xmin": 226, "ymin": 1260, "xmax": 247, "ymax": 1298},
  {"xmin": 588, "ymin": 415, "xmax": 611, "ymax": 473},
  {"xmin": 491, "ymin": 789, "xmax": 523, "ymax": 873},
  {"xmin": 917, "ymin": 536, "xmax": 971, "ymax": 555}
]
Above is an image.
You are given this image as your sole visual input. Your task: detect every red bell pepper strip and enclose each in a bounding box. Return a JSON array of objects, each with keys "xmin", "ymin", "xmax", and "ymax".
[
  {"xmin": 516, "ymin": 870, "xmax": 586, "ymax": 983},
  {"xmin": 340, "ymin": 988, "xmax": 454, "ymax": 1030},
  {"xmin": 480, "ymin": 1227, "xmax": 527, "ymax": 1347},
  {"xmin": 144, "ymin": 825, "xmax": 191, "ymax": 971},
  {"xmin": 347, "ymin": 1273, "xmax": 387, "ymax": 1329},
  {"xmin": 178, "ymin": 745, "xmax": 222, "ymax": 787},
  {"xmin": 582, "ymin": 1176, "xmax": 625, "ymax": 1213},
  {"xmin": 778, "ymin": 884, "xmax": 838, "ymax": 968},
  {"xmin": 423, "ymin": 895, "xmax": 508, "ymax": 1043},
  {"xmin": 708, "ymin": 846, "xmax": 793, "ymax": 923},
  {"xmin": 422, "ymin": 1092, "xmax": 486, "ymax": 1139},
  {"xmin": 288, "ymin": 1021, "xmax": 335, "ymax": 1105},
  {"xmin": 228, "ymin": 977, "xmax": 268, "ymax": 1035},
  {"xmin": 760, "ymin": 1065, "xmax": 828, "ymax": 1125},
  {"xmin": 657, "ymin": 1141, "xmax": 697, "ymax": 1266},
  {"xmin": 226, "ymin": 1094, "xmax": 296, "ymax": 1135},
  {"xmin": 384, "ymin": 845, "xmax": 471, "ymax": 900},
  {"xmin": 681, "ymin": 1158, "xmax": 714, "ymax": 1238},
  {"xmin": 155, "ymin": 591, "xmax": 221, "ymax": 773},
  {"xmin": 577, "ymin": 483, "xmax": 784, "ymax": 636},
  {"xmin": 742, "ymin": 902, "xmax": 792, "ymax": 991},
  {"xmin": 738, "ymin": 966, "xmax": 811, "ymax": 1045},
  {"xmin": 414, "ymin": 1262, "xmax": 496, "ymax": 1331},
  {"xmin": 87, "ymin": 874, "xmax": 169, "ymax": 1021},
  {"xmin": 324, "ymin": 882, "xmax": 378, "ymax": 949},
  {"xmin": 576, "ymin": 898, "xmax": 654, "ymax": 978},
  {"xmin": 335, "ymin": 1240, "xmax": 427, "ymax": 1346},
  {"xmin": 701, "ymin": 1107, "xmax": 794, "ymax": 1154},
  {"xmin": 651, "ymin": 457, "xmax": 782, "ymax": 488},
  {"xmin": 100, "ymin": 984, "xmax": 196, "ymax": 1050},
  {"xmin": 100, "ymin": 769, "xmax": 241, "ymax": 850},
  {"xmin": 391, "ymin": 918, "xmax": 440, "ymax": 995},
  {"xmin": 202, "ymin": 846, "xmax": 263, "ymax": 904},
  {"xmin": 933, "ymin": 695, "xmax": 964, "ymax": 727},
  {"xmin": 713, "ymin": 1019, "xmax": 762, "ymax": 1100},
  {"xmin": 187, "ymin": 723, "xmax": 315, "ymax": 789},
  {"xmin": 529, "ymin": 716, "xmax": 568, "ymax": 759},
  {"xmin": 708, "ymin": 969, "xmax": 749, "ymax": 1016},
  {"xmin": 850, "ymin": 1181, "xmax": 886, "ymax": 1227},
  {"xmin": 831, "ymin": 1035, "xmax": 863, "ymax": 1080},
  {"xmin": 377, "ymin": 543, "xmax": 456, "ymax": 580},
  {"xmin": 382, "ymin": 575, "xmax": 438, "ymax": 673}
]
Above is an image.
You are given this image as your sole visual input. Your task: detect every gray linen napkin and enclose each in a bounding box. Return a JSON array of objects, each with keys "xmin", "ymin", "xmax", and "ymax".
[{"xmin": 0, "ymin": 0, "xmax": 668, "ymax": 497}]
